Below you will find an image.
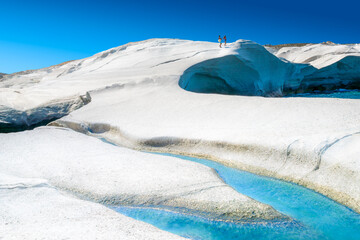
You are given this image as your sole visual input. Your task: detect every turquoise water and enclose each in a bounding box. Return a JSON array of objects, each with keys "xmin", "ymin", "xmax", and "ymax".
[
  {"xmin": 113, "ymin": 206, "xmax": 318, "ymax": 239},
  {"xmin": 112, "ymin": 153, "xmax": 360, "ymax": 240},
  {"xmin": 286, "ymin": 89, "xmax": 360, "ymax": 99}
]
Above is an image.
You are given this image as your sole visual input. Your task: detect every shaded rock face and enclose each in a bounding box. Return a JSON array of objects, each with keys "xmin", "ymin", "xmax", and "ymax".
[
  {"xmin": 180, "ymin": 45, "xmax": 360, "ymax": 96},
  {"xmin": 299, "ymin": 56, "xmax": 360, "ymax": 92},
  {"xmin": 179, "ymin": 41, "xmax": 312, "ymax": 96},
  {"xmin": 179, "ymin": 55, "xmax": 262, "ymax": 96},
  {"xmin": 0, "ymin": 92, "xmax": 91, "ymax": 133}
]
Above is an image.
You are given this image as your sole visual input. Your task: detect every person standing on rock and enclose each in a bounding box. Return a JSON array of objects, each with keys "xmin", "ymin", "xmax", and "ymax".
[
  {"xmin": 223, "ymin": 35, "xmax": 227, "ymax": 46},
  {"xmin": 218, "ymin": 35, "xmax": 222, "ymax": 48}
]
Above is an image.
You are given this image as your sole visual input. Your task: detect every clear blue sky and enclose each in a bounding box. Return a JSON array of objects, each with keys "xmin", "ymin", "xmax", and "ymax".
[{"xmin": 1, "ymin": 0, "xmax": 359, "ymax": 73}]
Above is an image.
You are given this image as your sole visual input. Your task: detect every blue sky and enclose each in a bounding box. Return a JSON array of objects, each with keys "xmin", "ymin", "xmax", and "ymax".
[{"xmin": 1, "ymin": 0, "xmax": 359, "ymax": 73}]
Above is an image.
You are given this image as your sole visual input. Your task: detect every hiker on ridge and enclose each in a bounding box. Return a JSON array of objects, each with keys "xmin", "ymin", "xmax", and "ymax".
[{"xmin": 218, "ymin": 35, "xmax": 222, "ymax": 48}]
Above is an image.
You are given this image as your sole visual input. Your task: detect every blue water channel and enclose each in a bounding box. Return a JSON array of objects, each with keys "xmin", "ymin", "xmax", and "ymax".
[
  {"xmin": 111, "ymin": 152, "xmax": 360, "ymax": 240},
  {"xmin": 286, "ymin": 89, "xmax": 360, "ymax": 99}
]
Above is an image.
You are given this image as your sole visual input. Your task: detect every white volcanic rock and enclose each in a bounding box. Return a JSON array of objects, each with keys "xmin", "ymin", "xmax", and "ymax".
[
  {"xmin": 179, "ymin": 40, "xmax": 310, "ymax": 96},
  {"xmin": 270, "ymin": 43, "xmax": 360, "ymax": 69},
  {"xmin": 0, "ymin": 174, "xmax": 185, "ymax": 240},
  {"xmin": 0, "ymin": 127, "xmax": 284, "ymax": 222},
  {"xmin": 1, "ymin": 39, "xmax": 224, "ymax": 111},
  {"xmin": 1, "ymin": 38, "xmax": 360, "ymax": 214},
  {"xmin": 55, "ymin": 82, "xmax": 360, "ymax": 212},
  {"xmin": 1, "ymin": 39, "xmax": 360, "ymax": 129},
  {"xmin": 304, "ymin": 132, "xmax": 360, "ymax": 208},
  {"xmin": 269, "ymin": 43, "xmax": 360, "ymax": 92},
  {"xmin": 0, "ymin": 92, "xmax": 90, "ymax": 129},
  {"xmin": 301, "ymin": 56, "xmax": 360, "ymax": 91},
  {"xmin": 0, "ymin": 39, "xmax": 231, "ymax": 127},
  {"xmin": 1, "ymin": 39, "xmax": 312, "ymax": 128}
]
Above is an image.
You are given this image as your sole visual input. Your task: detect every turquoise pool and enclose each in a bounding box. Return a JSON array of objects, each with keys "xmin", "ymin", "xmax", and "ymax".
[
  {"xmin": 286, "ymin": 89, "xmax": 360, "ymax": 99},
  {"xmin": 111, "ymin": 153, "xmax": 360, "ymax": 240}
]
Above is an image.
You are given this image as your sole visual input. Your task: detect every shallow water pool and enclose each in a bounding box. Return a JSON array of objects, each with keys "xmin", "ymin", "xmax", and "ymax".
[
  {"xmin": 112, "ymin": 153, "xmax": 360, "ymax": 240},
  {"xmin": 286, "ymin": 89, "xmax": 360, "ymax": 99}
]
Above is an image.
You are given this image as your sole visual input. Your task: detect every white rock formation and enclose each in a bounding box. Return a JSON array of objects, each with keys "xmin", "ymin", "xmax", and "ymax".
[
  {"xmin": 269, "ymin": 43, "xmax": 360, "ymax": 92},
  {"xmin": 0, "ymin": 127, "xmax": 285, "ymax": 223},
  {"xmin": 0, "ymin": 173, "xmax": 185, "ymax": 240},
  {"xmin": 270, "ymin": 43, "xmax": 360, "ymax": 69},
  {"xmin": 1, "ymin": 38, "xmax": 360, "ymax": 216},
  {"xmin": 54, "ymin": 83, "xmax": 360, "ymax": 213},
  {"xmin": 179, "ymin": 40, "xmax": 310, "ymax": 96},
  {"xmin": 2, "ymin": 39, "xmax": 360, "ymax": 129}
]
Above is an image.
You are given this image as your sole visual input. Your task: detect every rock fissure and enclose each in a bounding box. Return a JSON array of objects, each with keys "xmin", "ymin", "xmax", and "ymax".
[{"xmin": 314, "ymin": 131, "xmax": 360, "ymax": 171}]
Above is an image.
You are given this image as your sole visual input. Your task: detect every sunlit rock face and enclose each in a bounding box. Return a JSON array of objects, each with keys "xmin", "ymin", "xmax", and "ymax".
[{"xmin": 1, "ymin": 38, "xmax": 360, "ymax": 132}]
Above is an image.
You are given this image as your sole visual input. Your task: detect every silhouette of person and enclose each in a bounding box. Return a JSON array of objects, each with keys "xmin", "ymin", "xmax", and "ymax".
[{"xmin": 223, "ymin": 35, "xmax": 227, "ymax": 46}]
